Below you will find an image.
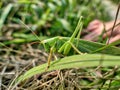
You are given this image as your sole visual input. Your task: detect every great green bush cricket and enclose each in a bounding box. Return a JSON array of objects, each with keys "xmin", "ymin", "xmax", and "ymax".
[
  {"xmin": 41, "ymin": 16, "xmax": 84, "ymax": 69},
  {"xmin": 19, "ymin": 16, "xmax": 84, "ymax": 69}
]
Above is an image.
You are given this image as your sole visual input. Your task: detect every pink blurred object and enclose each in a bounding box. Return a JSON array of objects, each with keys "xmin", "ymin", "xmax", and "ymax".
[{"xmin": 83, "ymin": 19, "xmax": 120, "ymax": 43}]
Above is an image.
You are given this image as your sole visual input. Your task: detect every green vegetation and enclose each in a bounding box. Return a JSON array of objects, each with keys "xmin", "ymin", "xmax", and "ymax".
[{"xmin": 0, "ymin": 0, "xmax": 120, "ymax": 90}]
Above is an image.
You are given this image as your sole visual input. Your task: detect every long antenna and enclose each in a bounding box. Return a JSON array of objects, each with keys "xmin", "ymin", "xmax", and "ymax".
[{"xmin": 18, "ymin": 19, "xmax": 41, "ymax": 42}]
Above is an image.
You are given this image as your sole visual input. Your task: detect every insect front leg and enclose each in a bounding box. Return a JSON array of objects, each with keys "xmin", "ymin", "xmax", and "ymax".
[
  {"xmin": 41, "ymin": 37, "xmax": 61, "ymax": 70},
  {"xmin": 46, "ymin": 44, "xmax": 55, "ymax": 70}
]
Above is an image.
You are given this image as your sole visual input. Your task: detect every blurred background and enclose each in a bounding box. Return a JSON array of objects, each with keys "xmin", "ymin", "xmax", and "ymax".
[
  {"xmin": 0, "ymin": 0, "xmax": 119, "ymax": 89},
  {"xmin": 0, "ymin": 0, "xmax": 114, "ymax": 39}
]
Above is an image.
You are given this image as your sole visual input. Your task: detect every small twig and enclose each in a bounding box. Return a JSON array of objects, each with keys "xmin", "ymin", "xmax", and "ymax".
[
  {"xmin": 2, "ymin": 24, "xmax": 32, "ymax": 30},
  {"xmin": 107, "ymin": 66, "xmax": 118, "ymax": 90},
  {"xmin": 0, "ymin": 65, "xmax": 7, "ymax": 90},
  {"xmin": 0, "ymin": 42, "xmax": 22, "ymax": 54},
  {"xmin": 107, "ymin": 22, "xmax": 120, "ymax": 32},
  {"xmin": 107, "ymin": 2, "xmax": 120, "ymax": 44}
]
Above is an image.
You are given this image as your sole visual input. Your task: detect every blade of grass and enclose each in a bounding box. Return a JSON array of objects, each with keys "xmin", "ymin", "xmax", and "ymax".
[
  {"xmin": 92, "ymin": 39, "xmax": 120, "ymax": 53},
  {"xmin": 16, "ymin": 54, "xmax": 120, "ymax": 83},
  {"xmin": 0, "ymin": 4, "xmax": 13, "ymax": 32}
]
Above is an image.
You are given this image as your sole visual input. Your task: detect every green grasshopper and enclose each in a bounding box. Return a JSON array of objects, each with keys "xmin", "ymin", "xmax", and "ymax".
[
  {"xmin": 17, "ymin": 16, "xmax": 84, "ymax": 69},
  {"xmin": 41, "ymin": 16, "xmax": 84, "ymax": 68}
]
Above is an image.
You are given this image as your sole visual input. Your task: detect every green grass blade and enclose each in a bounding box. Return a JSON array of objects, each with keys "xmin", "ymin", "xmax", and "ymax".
[
  {"xmin": 17, "ymin": 54, "xmax": 120, "ymax": 83},
  {"xmin": 92, "ymin": 39, "xmax": 120, "ymax": 53},
  {"xmin": 0, "ymin": 4, "xmax": 13, "ymax": 31}
]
